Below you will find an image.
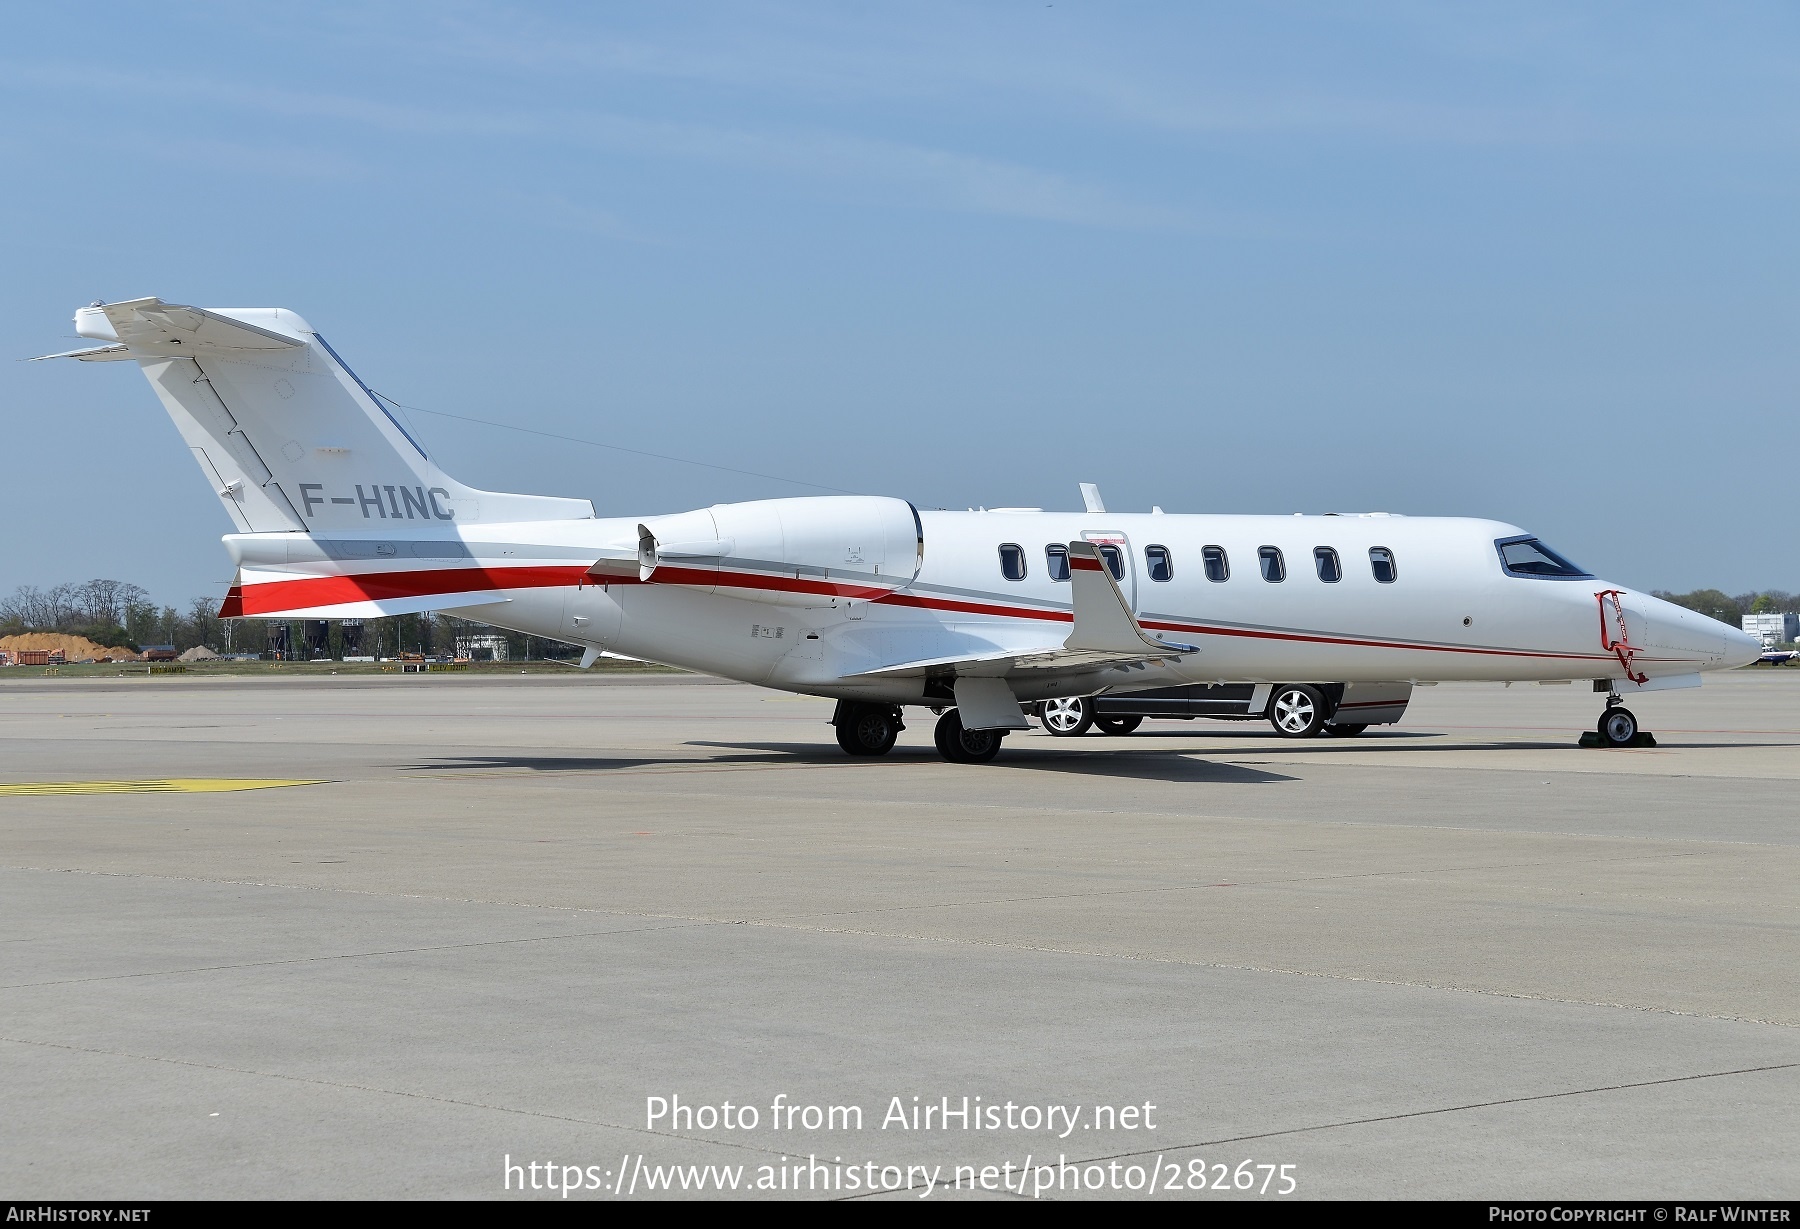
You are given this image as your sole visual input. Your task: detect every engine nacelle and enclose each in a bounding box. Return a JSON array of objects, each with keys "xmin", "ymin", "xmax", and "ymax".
[{"xmin": 633, "ymin": 496, "xmax": 923, "ymax": 608}]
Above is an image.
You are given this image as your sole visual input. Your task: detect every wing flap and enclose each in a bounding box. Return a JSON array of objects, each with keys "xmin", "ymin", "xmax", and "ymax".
[{"xmin": 953, "ymin": 677, "xmax": 1030, "ymax": 730}]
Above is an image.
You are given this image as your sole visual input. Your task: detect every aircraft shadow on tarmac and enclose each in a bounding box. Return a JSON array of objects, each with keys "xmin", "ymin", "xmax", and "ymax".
[
  {"xmin": 684, "ymin": 741, "xmax": 1298, "ymax": 783},
  {"xmin": 403, "ymin": 753, "xmax": 799, "ymax": 773},
  {"xmin": 407, "ymin": 746, "xmax": 1293, "ymax": 783},
  {"xmin": 978, "ymin": 749, "xmax": 1295, "ymax": 783}
]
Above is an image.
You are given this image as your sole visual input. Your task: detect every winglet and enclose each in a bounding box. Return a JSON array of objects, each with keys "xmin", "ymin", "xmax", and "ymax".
[{"xmin": 1065, "ymin": 540, "xmax": 1198, "ymax": 657}]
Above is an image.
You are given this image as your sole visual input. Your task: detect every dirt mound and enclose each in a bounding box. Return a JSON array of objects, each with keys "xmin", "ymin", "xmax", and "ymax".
[
  {"xmin": 178, "ymin": 645, "xmax": 220, "ymax": 662},
  {"xmin": 0, "ymin": 632, "xmax": 140, "ymax": 662}
]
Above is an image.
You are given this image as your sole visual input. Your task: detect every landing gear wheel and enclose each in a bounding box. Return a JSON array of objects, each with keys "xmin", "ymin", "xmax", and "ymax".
[
  {"xmin": 1268, "ymin": 684, "xmax": 1330, "ymax": 738},
  {"xmin": 834, "ymin": 703, "xmax": 901, "ymax": 756},
  {"xmin": 1597, "ymin": 706, "xmax": 1639, "ymax": 748},
  {"xmin": 934, "ymin": 710, "xmax": 1005, "ymax": 763},
  {"xmin": 1094, "ymin": 715, "xmax": 1143, "ymax": 736},
  {"xmin": 1039, "ymin": 697, "xmax": 1094, "ymax": 737},
  {"xmin": 1326, "ymin": 722, "xmax": 1368, "ymax": 737}
]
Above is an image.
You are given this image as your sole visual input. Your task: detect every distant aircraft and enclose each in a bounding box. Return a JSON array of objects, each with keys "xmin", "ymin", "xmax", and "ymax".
[{"xmin": 38, "ymin": 298, "xmax": 1762, "ymax": 760}]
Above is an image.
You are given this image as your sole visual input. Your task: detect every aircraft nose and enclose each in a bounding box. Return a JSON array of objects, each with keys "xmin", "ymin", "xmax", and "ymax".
[
  {"xmin": 1630, "ymin": 593, "xmax": 1759, "ymax": 669},
  {"xmin": 1724, "ymin": 624, "xmax": 1763, "ymax": 669}
]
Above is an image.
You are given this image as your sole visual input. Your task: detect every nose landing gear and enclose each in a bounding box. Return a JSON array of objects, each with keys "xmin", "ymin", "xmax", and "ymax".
[{"xmin": 1579, "ymin": 692, "xmax": 1658, "ymax": 749}]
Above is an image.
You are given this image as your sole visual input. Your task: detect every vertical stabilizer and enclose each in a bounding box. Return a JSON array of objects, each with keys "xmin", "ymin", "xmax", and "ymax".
[{"xmin": 50, "ymin": 298, "xmax": 594, "ymax": 533}]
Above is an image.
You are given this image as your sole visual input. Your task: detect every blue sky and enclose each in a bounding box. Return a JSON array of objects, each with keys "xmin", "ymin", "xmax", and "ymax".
[{"xmin": 3, "ymin": 2, "xmax": 1796, "ymax": 606}]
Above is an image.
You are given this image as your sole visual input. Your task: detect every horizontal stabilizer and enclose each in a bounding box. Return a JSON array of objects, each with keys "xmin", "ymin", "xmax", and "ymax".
[
  {"xmin": 28, "ymin": 343, "xmax": 133, "ymax": 362},
  {"xmin": 76, "ymin": 298, "xmax": 304, "ymax": 356}
]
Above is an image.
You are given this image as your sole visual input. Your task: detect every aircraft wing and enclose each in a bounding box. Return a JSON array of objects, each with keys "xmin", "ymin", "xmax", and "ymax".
[
  {"xmin": 848, "ymin": 642, "xmax": 1180, "ymax": 677},
  {"xmin": 848, "ymin": 540, "xmax": 1197, "ymax": 680}
]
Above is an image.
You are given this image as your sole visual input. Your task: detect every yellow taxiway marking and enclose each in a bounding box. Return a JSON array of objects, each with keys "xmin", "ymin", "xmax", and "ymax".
[{"xmin": 0, "ymin": 779, "xmax": 321, "ymax": 797}]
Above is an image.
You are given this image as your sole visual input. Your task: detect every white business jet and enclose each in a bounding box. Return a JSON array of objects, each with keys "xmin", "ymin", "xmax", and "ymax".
[{"xmin": 38, "ymin": 299, "xmax": 1761, "ymax": 761}]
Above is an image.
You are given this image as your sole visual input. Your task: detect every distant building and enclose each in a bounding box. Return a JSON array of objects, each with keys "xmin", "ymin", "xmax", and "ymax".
[
  {"xmin": 455, "ymin": 633, "xmax": 509, "ymax": 662},
  {"xmin": 1742, "ymin": 612, "xmax": 1799, "ymax": 646}
]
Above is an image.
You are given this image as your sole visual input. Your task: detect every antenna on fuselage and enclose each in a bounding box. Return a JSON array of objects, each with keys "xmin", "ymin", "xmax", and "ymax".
[{"xmin": 1079, "ymin": 483, "xmax": 1106, "ymax": 513}]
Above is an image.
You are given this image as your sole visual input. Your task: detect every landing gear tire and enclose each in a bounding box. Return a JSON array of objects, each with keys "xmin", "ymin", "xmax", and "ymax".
[
  {"xmin": 1597, "ymin": 706, "xmax": 1639, "ymax": 748},
  {"xmin": 1094, "ymin": 715, "xmax": 1143, "ymax": 736},
  {"xmin": 1268, "ymin": 684, "xmax": 1330, "ymax": 738},
  {"xmin": 1039, "ymin": 697, "xmax": 1094, "ymax": 737},
  {"xmin": 1325, "ymin": 722, "xmax": 1368, "ymax": 737},
  {"xmin": 934, "ymin": 709, "xmax": 1005, "ymax": 763},
  {"xmin": 833, "ymin": 703, "xmax": 902, "ymax": 757}
]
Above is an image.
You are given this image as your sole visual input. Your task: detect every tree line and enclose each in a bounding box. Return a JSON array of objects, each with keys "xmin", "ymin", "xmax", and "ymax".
[
  {"xmin": 1651, "ymin": 589, "xmax": 1799, "ymax": 622},
  {"xmin": 0, "ymin": 579, "xmax": 574, "ymax": 661}
]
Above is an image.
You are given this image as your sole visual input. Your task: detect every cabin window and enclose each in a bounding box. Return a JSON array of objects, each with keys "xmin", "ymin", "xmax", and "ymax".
[
  {"xmin": 1202, "ymin": 546, "xmax": 1229, "ymax": 582},
  {"xmin": 1369, "ymin": 546, "xmax": 1397, "ymax": 583},
  {"xmin": 1097, "ymin": 545, "xmax": 1125, "ymax": 580},
  {"xmin": 1495, "ymin": 536, "xmax": 1592, "ymax": 580},
  {"xmin": 1145, "ymin": 545, "xmax": 1173, "ymax": 582},
  {"xmin": 1258, "ymin": 546, "xmax": 1285, "ymax": 582},
  {"xmin": 1045, "ymin": 544, "xmax": 1070, "ymax": 581},
  {"xmin": 1313, "ymin": 547, "xmax": 1341, "ymax": 583},
  {"xmin": 998, "ymin": 543, "xmax": 1027, "ymax": 581}
]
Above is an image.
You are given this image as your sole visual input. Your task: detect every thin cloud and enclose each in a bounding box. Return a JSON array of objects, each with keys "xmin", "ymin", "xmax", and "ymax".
[
  {"xmin": 3, "ymin": 61, "xmax": 1202, "ymax": 232},
  {"xmin": 360, "ymin": 2, "xmax": 1794, "ymax": 151},
  {"xmin": 502, "ymin": 191, "xmax": 661, "ymax": 244}
]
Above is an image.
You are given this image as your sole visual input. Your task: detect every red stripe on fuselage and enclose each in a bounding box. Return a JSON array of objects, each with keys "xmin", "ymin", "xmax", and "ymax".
[{"xmin": 228, "ymin": 564, "xmax": 589, "ymax": 616}]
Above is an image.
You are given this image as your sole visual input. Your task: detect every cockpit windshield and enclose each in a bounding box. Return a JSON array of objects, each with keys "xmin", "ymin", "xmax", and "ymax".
[{"xmin": 1496, "ymin": 536, "xmax": 1593, "ymax": 580}]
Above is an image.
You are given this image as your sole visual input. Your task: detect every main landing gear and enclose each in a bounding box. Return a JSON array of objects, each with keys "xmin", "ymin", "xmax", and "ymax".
[
  {"xmin": 1579, "ymin": 693, "xmax": 1657, "ymax": 749},
  {"xmin": 831, "ymin": 701, "xmax": 1009, "ymax": 763},
  {"xmin": 832, "ymin": 702, "xmax": 904, "ymax": 757},
  {"xmin": 933, "ymin": 709, "xmax": 1007, "ymax": 764}
]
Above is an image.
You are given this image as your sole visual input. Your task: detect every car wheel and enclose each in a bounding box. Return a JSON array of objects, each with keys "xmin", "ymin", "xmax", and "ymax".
[
  {"xmin": 1268, "ymin": 684, "xmax": 1329, "ymax": 738},
  {"xmin": 1039, "ymin": 697, "xmax": 1093, "ymax": 736}
]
